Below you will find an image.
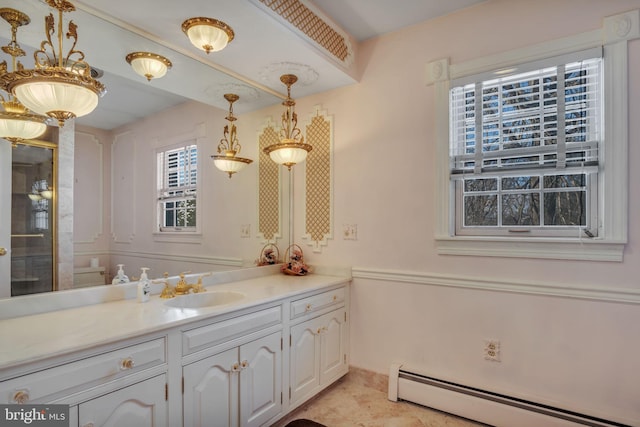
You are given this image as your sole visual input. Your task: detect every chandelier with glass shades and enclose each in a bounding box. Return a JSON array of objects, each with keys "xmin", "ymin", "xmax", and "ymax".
[
  {"xmin": 263, "ymin": 74, "xmax": 312, "ymax": 170},
  {"xmin": 212, "ymin": 93, "xmax": 253, "ymax": 178},
  {"xmin": 126, "ymin": 52, "xmax": 172, "ymax": 82},
  {"xmin": 182, "ymin": 17, "xmax": 234, "ymax": 54},
  {"xmin": 0, "ymin": 0, "xmax": 106, "ymax": 127},
  {"xmin": 0, "ymin": 8, "xmax": 49, "ymax": 146}
]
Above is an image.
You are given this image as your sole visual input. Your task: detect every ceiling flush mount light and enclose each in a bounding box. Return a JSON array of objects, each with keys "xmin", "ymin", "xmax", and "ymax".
[
  {"xmin": 0, "ymin": 8, "xmax": 49, "ymax": 146},
  {"xmin": 126, "ymin": 52, "xmax": 172, "ymax": 82},
  {"xmin": 263, "ymin": 74, "xmax": 312, "ymax": 171},
  {"xmin": 0, "ymin": 0, "xmax": 106, "ymax": 127},
  {"xmin": 182, "ymin": 17, "xmax": 234, "ymax": 54},
  {"xmin": 212, "ymin": 93, "xmax": 252, "ymax": 178}
]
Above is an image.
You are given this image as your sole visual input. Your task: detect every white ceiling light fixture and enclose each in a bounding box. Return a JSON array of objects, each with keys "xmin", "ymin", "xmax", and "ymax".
[
  {"xmin": 0, "ymin": 8, "xmax": 49, "ymax": 146},
  {"xmin": 212, "ymin": 93, "xmax": 252, "ymax": 178},
  {"xmin": 0, "ymin": 0, "xmax": 106, "ymax": 127},
  {"xmin": 263, "ymin": 74, "xmax": 312, "ymax": 171},
  {"xmin": 182, "ymin": 17, "xmax": 234, "ymax": 54},
  {"xmin": 126, "ymin": 52, "xmax": 172, "ymax": 82}
]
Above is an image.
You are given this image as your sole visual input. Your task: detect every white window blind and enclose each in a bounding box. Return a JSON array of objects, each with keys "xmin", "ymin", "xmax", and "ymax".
[
  {"xmin": 450, "ymin": 48, "xmax": 602, "ymax": 176},
  {"xmin": 158, "ymin": 145, "xmax": 197, "ymax": 199}
]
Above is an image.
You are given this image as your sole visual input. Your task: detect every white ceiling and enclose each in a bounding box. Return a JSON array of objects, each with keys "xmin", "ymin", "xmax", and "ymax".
[{"xmin": 2, "ymin": 0, "xmax": 486, "ymax": 130}]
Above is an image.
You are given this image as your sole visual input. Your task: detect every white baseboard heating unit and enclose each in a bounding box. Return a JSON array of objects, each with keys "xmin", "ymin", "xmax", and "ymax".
[{"xmin": 388, "ymin": 363, "xmax": 632, "ymax": 427}]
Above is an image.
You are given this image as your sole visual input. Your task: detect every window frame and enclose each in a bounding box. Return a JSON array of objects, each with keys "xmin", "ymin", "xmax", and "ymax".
[
  {"xmin": 156, "ymin": 141, "xmax": 200, "ymax": 234},
  {"xmin": 450, "ymin": 52, "xmax": 602, "ymax": 238},
  {"xmin": 428, "ymin": 11, "xmax": 636, "ymax": 262}
]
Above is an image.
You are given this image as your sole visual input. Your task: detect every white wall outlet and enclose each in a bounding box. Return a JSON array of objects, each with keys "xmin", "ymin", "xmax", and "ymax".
[
  {"xmin": 343, "ymin": 224, "xmax": 357, "ymax": 240},
  {"xmin": 484, "ymin": 340, "xmax": 501, "ymax": 362},
  {"xmin": 241, "ymin": 224, "xmax": 251, "ymax": 238}
]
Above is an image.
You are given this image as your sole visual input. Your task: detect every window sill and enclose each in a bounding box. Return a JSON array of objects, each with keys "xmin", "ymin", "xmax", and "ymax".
[
  {"xmin": 435, "ymin": 236, "xmax": 625, "ymax": 262},
  {"xmin": 153, "ymin": 231, "xmax": 203, "ymax": 244}
]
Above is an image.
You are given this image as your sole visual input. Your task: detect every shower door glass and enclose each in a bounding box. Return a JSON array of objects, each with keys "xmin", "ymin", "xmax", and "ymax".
[{"xmin": 11, "ymin": 142, "xmax": 57, "ymax": 296}]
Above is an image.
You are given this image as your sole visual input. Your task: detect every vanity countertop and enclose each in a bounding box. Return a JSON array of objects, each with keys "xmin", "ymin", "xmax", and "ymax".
[{"xmin": 0, "ymin": 269, "xmax": 351, "ymax": 372}]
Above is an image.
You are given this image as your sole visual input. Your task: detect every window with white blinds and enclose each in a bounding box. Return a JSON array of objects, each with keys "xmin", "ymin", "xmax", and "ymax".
[
  {"xmin": 157, "ymin": 143, "xmax": 198, "ymax": 231},
  {"xmin": 449, "ymin": 49, "xmax": 602, "ymax": 236}
]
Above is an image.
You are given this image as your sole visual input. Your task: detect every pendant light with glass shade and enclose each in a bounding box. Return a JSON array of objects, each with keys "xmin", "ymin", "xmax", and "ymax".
[
  {"xmin": 0, "ymin": 0, "xmax": 106, "ymax": 127},
  {"xmin": 212, "ymin": 94, "xmax": 252, "ymax": 178},
  {"xmin": 182, "ymin": 17, "xmax": 234, "ymax": 54},
  {"xmin": 263, "ymin": 74, "xmax": 312, "ymax": 170},
  {"xmin": 0, "ymin": 8, "xmax": 49, "ymax": 146},
  {"xmin": 126, "ymin": 52, "xmax": 172, "ymax": 82}
]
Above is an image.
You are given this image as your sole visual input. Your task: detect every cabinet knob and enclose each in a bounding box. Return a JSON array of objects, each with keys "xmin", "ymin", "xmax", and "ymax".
[
  {"xmin": 333, "ymin": 295, "xmax": 337, "ymax": 301},
  {"xmin": 0, "ymin": 247, "xmax": 6, "ymax": 256},
  {"xmin": 240, "ymin": 360, "xmax": 248, "ymax": 370},
  {"xmin": 231, "ymin": 362, "xmax": 240, "ymax": 372},
  {"xmin": 120, "ymin": 357, "xmax": 135, "ymax": 370},
  {"xmin": 305, "ymin": 303, "xmax": 312, "ymax": 312},
  {"xmin": 13, "ymin": 390, "xmax": 29, "ymax": 404},
  {"xmin": 82, "ymin": 424, "xmax": 95, "ymax": 427}
]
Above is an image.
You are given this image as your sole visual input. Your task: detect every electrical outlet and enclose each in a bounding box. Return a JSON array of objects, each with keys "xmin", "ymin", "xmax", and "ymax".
[
  {"xmin": 484, "ymin": 340, "xmax": 501, "ymax": 362},
  {"xmin": 240, "ymin": 224, "xmax": 251, "ymax": 238},
  {"xmin": 342, "ymin": 224, "xmax": 357, "ymax": 240}
]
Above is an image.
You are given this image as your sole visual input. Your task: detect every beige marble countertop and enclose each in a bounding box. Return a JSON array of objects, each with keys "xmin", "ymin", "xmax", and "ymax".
[{"xmin": 0, "ymin": 267, "xmax": 351, "ymax": 372}]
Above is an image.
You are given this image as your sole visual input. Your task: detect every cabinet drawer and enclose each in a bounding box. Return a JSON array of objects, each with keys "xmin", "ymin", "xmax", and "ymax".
[
  {"xmin": 183, "ymin": 306, "xmax": 282, "ymax": 355},
  {"xmin": 291, "ymin": 287, "xmax": 345, "ymax": 319},
  {"xmin": 0, "ymin": 338, "xmax": 165, "ymax": 404}
]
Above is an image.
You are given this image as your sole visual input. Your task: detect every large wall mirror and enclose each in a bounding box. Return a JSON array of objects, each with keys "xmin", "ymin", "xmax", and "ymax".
[{"xmin": 0, "ymin": 0, "xmax": 293, "ymax": 298}]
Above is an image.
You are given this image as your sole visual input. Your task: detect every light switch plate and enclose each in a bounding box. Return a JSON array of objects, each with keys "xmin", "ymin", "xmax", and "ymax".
[{"xmin": 343, "ymin": 224, "xmax": 357, "ymax": 240}]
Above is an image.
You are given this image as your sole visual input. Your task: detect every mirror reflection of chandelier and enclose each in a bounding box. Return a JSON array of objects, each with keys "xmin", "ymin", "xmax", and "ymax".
[
  {"xmin": 0, "ymin": 8, "xmax": 49, "ymax": 146},
  {"xmin": 0, "ymin": 0, "xmax": 106, "ymax": 127},
  {"xmin": 212, "ymin": 94, "xmax": 253, "ymax": 178},
  {"xmin": 263, "ymin": 74, "xmax": 312, "ymax": 170}
]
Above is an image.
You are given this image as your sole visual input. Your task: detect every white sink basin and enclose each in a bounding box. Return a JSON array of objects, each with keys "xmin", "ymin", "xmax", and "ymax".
[{"xmin": 164, "ymin": 291, "xmax": 245, "ymax": 309}]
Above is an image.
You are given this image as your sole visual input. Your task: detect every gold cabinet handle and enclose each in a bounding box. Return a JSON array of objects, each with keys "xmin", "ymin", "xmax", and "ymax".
[
  {"xmin": 305, "ymin": 303, "xmax": 312, "ymax": 312},
  {"xmin": 333, "ymin": 295, "xmax": 337, "ymax": 301},
  {"xmin": 120, "ymin": 357, "xmax": 134, "ymax": 370},
  {"xmin": 13, "ymin": 390, "xmax": 29, "ymax": 404},
  {"xmin": 0, "ymin": 247, "xmax": 6, "ymax": 256}
]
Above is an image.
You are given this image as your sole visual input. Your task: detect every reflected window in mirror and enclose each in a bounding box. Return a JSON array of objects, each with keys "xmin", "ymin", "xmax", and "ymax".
[{"xmin": 157, "ymin": 142, "xmax": 198, "ymax": 232}]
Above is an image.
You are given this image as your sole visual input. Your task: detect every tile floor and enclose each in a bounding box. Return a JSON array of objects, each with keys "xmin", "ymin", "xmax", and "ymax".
[{"xmin": 271, "ymin": 368, "xmax": 489, "ymax": 427}]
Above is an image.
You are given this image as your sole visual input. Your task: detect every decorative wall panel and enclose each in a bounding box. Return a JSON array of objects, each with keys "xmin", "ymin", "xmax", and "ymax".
[
  {"xmin": 258, "ymin": 122, "xmax": 282, "ymax": 242},
  {"xmin": 74, "ymin": 132, "xmax": 104, "ymax": 243},
  {"xmin": 304, "ymin": 106, "xmax": 332, "ymax": 252},
  {"xmin": 111, "ymin": 131, "xmax": 136, "ymax": 244}
]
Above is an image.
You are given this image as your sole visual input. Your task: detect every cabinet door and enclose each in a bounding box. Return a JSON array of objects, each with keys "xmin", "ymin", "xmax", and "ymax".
[
  {"xmin": 78, "ymin": 374, "xmax": 167, "ymax": 427},
  {"xmin": 183, "ymin": 347, "xmax": 239, "ymax": 427},
  {"xmin": 240, "ymin": 331, "xmax": 282, "ymax": 427},
  {"xmin": 319, "ymin": 308, "xmax": 348, "ymax": 385},
  {"xmin": 290, "ymin": 316, "xmax": 322, "ymax": 407}
]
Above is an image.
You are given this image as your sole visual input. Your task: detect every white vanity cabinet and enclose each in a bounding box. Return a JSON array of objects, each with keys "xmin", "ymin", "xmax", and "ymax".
[
  {"xmin": 0, "ymin": 337, "xmax": 168, "ymax": 427},
  {"xmin": 288, "ymin": 286, "xmax": 349, "ymax": 409},
  {"xmin": 78, "ymin": 374, "xmax": 167, "ymax": 427},
  {"xmin": 181, "ymin": 306, "xmax": 283, "ymax": 427}
]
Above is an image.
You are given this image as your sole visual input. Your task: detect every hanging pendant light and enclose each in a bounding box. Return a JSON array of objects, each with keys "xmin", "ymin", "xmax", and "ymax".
[
  {"xmin": 211, "ymin": 94, "xmax": 252, "ymax": 178},
  {"xmin": 0, "ymin": 8, "xmax": 49, "ymax": 146},
  {"xmin": 0, "ymin": 0, "xmax": 106, "ymax": 127},
  {"xmin": 263, "ymin": 74, "xmax": 312, "ymax": 170},
  {"xmin": 126, "ymin": 52, "xmax": 172, "ymax": 82},
  {"xmin": 182, "ymin": 17, "xmax": 234, "ymax": 54}
]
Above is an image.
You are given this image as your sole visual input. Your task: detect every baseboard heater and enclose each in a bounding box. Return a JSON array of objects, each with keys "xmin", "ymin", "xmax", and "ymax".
[{"xmin": 388, "ymin": 363, "xmax": 632, "ymax": 427}]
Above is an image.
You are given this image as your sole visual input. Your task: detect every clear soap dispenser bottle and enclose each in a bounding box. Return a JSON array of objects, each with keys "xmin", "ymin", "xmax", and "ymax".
[
  {"xmin": 137, "ymin": 267, "xmax": 151, "ymax": 303},
  {"xmin": 112, "ymin": 264, "xmax": 130, "ymax": 285}
]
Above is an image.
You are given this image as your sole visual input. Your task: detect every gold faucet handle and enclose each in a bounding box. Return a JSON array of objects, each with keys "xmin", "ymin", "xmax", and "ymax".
[{"xmin": 159, "ymin": 282, "xmax": 176, "ymax": 299}]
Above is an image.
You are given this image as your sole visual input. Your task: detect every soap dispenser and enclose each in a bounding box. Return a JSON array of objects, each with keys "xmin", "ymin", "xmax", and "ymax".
[
  {"xmin": 112, "ymin": 264, "xmax": 130, "ymax": 285},
  {"xmin": 137, "ymin": 267, "xmax": 151, "ymax": 303}
]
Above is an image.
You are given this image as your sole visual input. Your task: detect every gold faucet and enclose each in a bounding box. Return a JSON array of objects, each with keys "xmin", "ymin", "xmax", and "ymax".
[
  {"xmin": 158, "ymin": 272, "xmax": 211, "ymax": 298},
  {"xmin": 175, "ymin": 272, "xmax": 196, "ymax": 295}
]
